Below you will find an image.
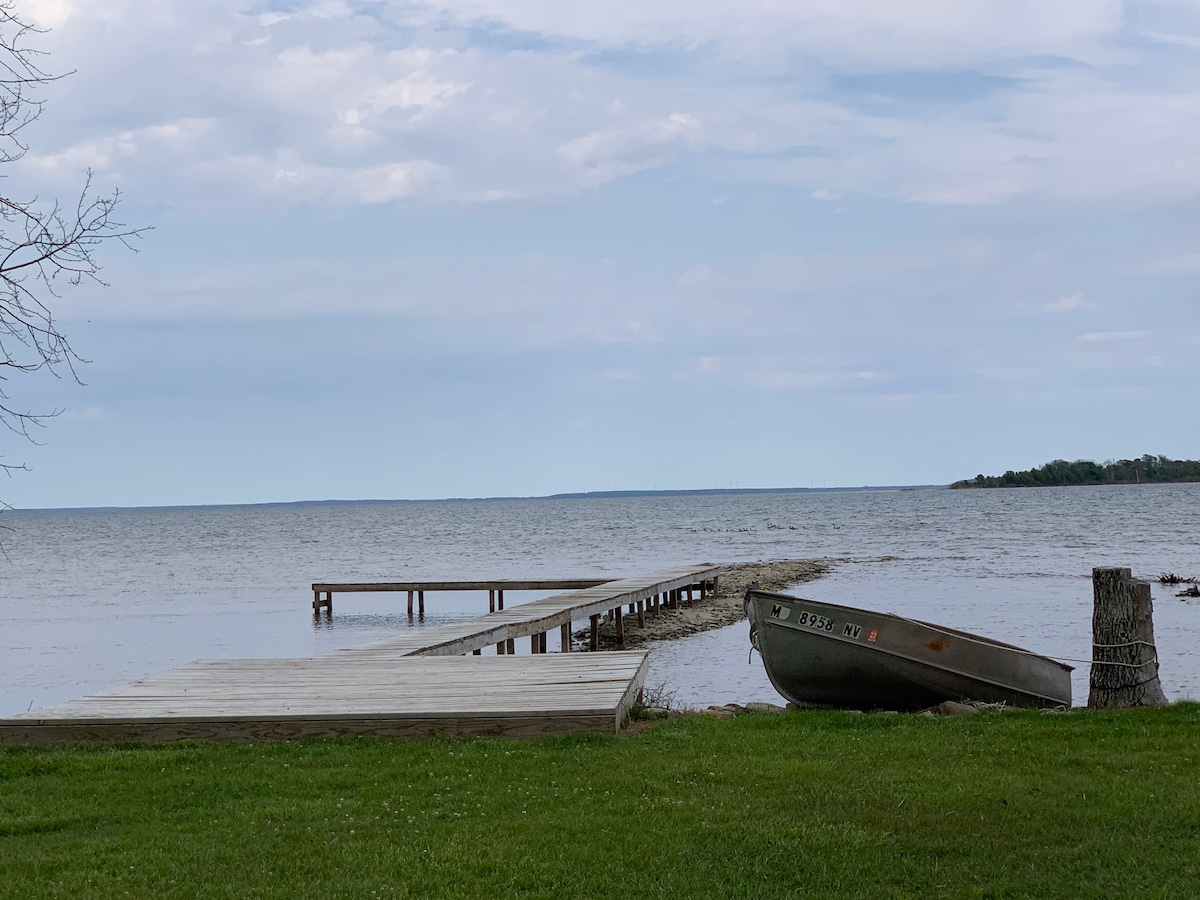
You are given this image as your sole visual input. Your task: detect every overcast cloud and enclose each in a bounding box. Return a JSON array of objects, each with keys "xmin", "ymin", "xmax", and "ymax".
[{"xmin": 7, "ymin": 0, "xmax": 1200, "ymax": 507}]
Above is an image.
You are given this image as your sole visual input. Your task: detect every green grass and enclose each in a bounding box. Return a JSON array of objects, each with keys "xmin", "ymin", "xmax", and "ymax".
[{"xmin": 3, "ymin": 706, "xmax": 1200, "ymax": 898}]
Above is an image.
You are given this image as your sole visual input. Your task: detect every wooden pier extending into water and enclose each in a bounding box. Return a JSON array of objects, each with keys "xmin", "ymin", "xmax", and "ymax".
[
  {"xmin": 337, "ymin": 565, "xmax": 719, "ymax": 655},
  {"xmin": 311, "ymin": 578, "xmax": 612, "ymax": 616},
  {"xmin": 0, "ymin": 564, "xmax": 719, "ymax": 745}
]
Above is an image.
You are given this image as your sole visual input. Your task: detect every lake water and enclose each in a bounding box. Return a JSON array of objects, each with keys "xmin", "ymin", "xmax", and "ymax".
[{"xmin": 2, "ymin": 484, "xmax": 1198, "ymax": 718}]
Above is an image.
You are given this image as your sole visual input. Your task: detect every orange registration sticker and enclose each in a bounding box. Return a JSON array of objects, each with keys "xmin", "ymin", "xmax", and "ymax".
[{"xmin": 867, "ymin": 629, "xmax": 879, "ymax": 643}]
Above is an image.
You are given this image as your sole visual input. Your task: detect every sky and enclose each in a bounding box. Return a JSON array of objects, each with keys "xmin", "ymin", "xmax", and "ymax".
[{"xmin": 4, "ymin": 0, "xmax": 1200, "ymax": 508}]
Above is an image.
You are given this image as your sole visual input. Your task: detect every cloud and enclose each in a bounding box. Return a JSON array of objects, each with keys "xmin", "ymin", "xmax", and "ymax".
[
  {"xmin": 197, "ymin": 155, "xmax": 451, "ymax": 205},
  {"xmin": 1145, "ymin": 252, "xmax": 1200, "ymax": 274},
  {"xmin": 598, "ymin": 320, "xmax": 663, "ymax": 344},
  {"xmin": 22, "ymin": 0, "xmax": 78, "ymax": 28},
  {"xmin": 557, "ymin": 112, "xmax": 701, "ymax": 189},
  {"xmin": 1046, "ymin": 292, "xmax": 1094, "ymax": 313},
  {"xmin": 26, "ymin": 118, "xmax": 219, "ymax": 184},
  {"xmin": 744, "ymin": 369, "xmax": 886, "ymax": 391},
  {"xmin": 63, "ymin": 406, "xmax": 105, "ymax": 421},
  {"xmin": 420, "ymin": 0, "xmax": 1124, "ymax": 67},
  {"xmin": 602, "ymin": 368, "xmax": 637, "ymax": 381},
  {"xmin": 677, "ymin": 264, "xmax": 714, "ymax": 287},
  {"xmin": 15, "ymin": 0, "xmax": 1200, "ymax": 213},
  {"xmin": 1076, "ymin": 330, "xmax": 1152, "ymax": 342}
]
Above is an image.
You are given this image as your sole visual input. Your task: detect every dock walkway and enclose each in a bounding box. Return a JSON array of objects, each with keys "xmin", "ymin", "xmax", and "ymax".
[{"xmin": 343, "ymin": 564, "xmax": 719, "ymax": 656}]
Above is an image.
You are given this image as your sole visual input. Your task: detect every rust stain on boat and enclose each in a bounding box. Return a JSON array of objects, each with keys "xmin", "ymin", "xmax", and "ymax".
[{"xmin": 927, "ymin": 638, "xmax": 947, "ymax": 652}]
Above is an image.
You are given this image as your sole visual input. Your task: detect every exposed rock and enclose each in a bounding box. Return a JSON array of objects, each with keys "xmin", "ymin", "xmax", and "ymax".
[
  {"xmin": 744, "ymin": 701, "xmax": 787, "ymax": 714},
  {"xmin": 577, "ymin": 558, "xmax": 830, "ymax": 649},
  {"xmin": 936, "ymin": 700, "xmax": 980, "ymax": 716}
]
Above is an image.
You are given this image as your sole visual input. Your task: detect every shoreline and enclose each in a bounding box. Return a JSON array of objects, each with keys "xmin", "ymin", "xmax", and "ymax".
[{"xmin": 578, "ymin": 558, "xmax": 829, "ymax": 649}]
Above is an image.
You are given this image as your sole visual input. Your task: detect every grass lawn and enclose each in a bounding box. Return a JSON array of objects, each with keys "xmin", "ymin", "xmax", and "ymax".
[{"xmin": 2, "ymin": 705, "xmax": 1199, "ymax": 898}]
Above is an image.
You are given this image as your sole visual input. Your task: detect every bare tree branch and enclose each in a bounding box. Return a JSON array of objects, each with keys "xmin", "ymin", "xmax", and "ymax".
[{"xmin": 0, "ymin": 1, "xmax": 150, "ymax": 481}]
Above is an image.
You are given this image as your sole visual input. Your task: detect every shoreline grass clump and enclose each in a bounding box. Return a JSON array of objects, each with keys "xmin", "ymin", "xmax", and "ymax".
[{"xmin": 3, "ymin": 705, "xmax": 1199, "ymax": 898}]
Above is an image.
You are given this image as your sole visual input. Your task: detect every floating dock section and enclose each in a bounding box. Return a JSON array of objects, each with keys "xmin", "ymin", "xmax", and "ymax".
[{"xmin": 0, "ymin": 653, "xmax": 649, "ymax": 745}]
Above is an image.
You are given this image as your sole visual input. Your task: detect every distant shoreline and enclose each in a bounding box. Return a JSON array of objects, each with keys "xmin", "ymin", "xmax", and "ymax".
[
  {"xmin": 6, "ymin": 484, "xmax": 950, "ymax": 514},
  {"xmin": 952, "ymin": 455, "xmax": 1200, "ymax": 490}
]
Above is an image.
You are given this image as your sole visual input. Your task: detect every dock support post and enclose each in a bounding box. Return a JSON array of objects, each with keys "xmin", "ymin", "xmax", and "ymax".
[
  {"xmin": 506, "ymin": 638, "xmax": 515, "ymax": 655},
  {"xmin": 418, "ymin": 590, "xmax": 425, "ymax": 616},
  {"xmin": 687, "ymin": 585, "xmax": 694, "ymax": 606},
  {"xmin": 473, "ymin": 648, "xmax": 481, "ymax": 655},
  {"xmin": 560, "ymin": 622, "xmax": 571, "ymax": 652},
  {"xmin": 1088, "ymin": 567, "xmax": 1168, "ymax": 709},
  {"xmin": 489, "ymin": 589, "xmax": 495, "ymax": 613},
  {"xmin": 498, "ymin": 590, "xmax": 505, "ymax": 610},
  {"xmin": 637, "ymin": 600, "xmax": 645, "ymax": 628},
  {"xmin": 312, "ymin": 590, "xmax": 332, "ymax": 615},
  {"xmin": 531, "ymin": 634, "xmax": 540, "ymax": 654},
  {"xmin": 615, "ymin": 606, "xmax": 624, "ymax": 644},
  {"xmin": 590, "ymin": 614, "xmax": 600, "ymax": 651},
  {"xmin": 496, "ymin": 640, "xmax": 506, "ymax": 654},
  {"xmin": 540, "ymin": 632, "xmax": 547, "ymax": 653},
  {"xmin": 407, "ymin": 590, "xmax": 414, "ymax": 617}
]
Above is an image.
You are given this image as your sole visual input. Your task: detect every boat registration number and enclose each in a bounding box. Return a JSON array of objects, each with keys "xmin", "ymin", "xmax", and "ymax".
[{"xmin": 795, "ymin": 610, "xmax": 835, "ymax": 632}]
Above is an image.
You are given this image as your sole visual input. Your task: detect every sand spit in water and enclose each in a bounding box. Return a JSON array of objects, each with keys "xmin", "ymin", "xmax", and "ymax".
[{"xmin": 581, "ymin": 559, "xmax": 829, "ymax": 649}]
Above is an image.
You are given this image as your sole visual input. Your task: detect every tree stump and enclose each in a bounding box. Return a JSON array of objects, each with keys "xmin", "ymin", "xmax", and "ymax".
[{"xmin": 1088, "ymin": 567, "xmax": 1168, "ymax": 709}]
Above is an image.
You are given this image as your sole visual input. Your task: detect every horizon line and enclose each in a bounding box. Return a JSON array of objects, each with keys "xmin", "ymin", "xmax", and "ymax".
[{"xmin": 5, "ymin": 483, "xmax": 951, "ymax": 514}]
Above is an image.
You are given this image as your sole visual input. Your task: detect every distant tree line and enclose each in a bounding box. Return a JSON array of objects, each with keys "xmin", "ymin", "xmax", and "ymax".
[{"xmin": 951, "ymin": 455, "xmax": 1200, "ymax": 489}]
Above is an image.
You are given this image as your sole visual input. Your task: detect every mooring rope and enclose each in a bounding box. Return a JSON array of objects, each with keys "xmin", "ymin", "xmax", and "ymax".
[{"xmin": 1086, "ymin": 640, "xmax": 1159, "ymax": 669}]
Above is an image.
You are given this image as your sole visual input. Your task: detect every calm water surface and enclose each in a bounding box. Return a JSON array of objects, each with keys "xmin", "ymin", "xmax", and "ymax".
[{"xmin": 3, "ymin": 485, "xmax": 1198, "ymax": 717}]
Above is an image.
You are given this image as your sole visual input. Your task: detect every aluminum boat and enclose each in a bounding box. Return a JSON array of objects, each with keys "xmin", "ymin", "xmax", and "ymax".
[{"xmin": 745, "ymin": 587, "xmax": 1072, "ymax": 710}]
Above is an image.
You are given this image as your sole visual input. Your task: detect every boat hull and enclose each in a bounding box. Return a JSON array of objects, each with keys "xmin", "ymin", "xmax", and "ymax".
[{"xmin": 746, "ymin": 590, "xmax": 1072, "ymax": 710}]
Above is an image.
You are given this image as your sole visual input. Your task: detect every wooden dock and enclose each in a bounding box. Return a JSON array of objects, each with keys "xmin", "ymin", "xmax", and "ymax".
[
  {"xmin": 0, "ymin": 564, "xmax": 718, "ymax": 745},
  {"xmin": 0, "ymin": 652, "xmax": 650, "ymax": 744}
]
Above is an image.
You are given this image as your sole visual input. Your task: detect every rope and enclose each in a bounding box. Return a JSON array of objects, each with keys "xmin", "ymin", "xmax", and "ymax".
[
  {"xmin": 1085, "ymin": 656, "xmax": 1158, "ymax": 669},
  {"xmin": 1088, "ymin": 640, "xmax": 1159, "ymax": 671}
]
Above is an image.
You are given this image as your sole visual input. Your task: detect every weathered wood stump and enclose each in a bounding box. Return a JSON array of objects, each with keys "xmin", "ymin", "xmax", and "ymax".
[{"xmin": 1088, "ymin": 567, "xmax": 1168, "ymax": 709}]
